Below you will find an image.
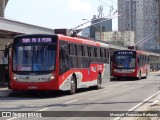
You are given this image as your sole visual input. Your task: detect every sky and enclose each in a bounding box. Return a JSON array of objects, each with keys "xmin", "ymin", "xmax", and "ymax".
[{"xmin": 5, "ymin": 0, "xmax": 118, "ymax": 30}]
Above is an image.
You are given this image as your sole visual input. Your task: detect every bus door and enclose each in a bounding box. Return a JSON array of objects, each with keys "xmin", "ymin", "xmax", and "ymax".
[
  {"xmin": 82, "ymin": 46, "xmax": 91, "ymax": 82},
  {"xmin": 101, "ymin": 48, "xmax": 110, "ymax": 84},
  {"xmin": 89, "ymin": 47, "xmax": 97, "ymax": 82}
]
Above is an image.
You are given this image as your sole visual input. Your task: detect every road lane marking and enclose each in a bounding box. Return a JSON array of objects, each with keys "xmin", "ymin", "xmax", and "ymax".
[
  {"xmin": 123, "ymin": 85, "xmax": 128, "ymax": 88},
  {"xmin": 38, "ymin": 108, "xmax": 49, "ymax": 111},
  {"xmin": 102, "ymin": 90, "xmax": 110, "ymax": 94},
  {"xmin": 65, "ymin": 99, "xmax": 78, "ymax": 104},
  {"xmin": 113, "ymin": 90, "xmax": 160, "ymax": 120},
  {"xmin": 151, "ymin": 97, "xmax": 160, "ymax": 106},
  {"xmin": 151, "ymin": 100, "xmax": 159, "ymax": 106}
]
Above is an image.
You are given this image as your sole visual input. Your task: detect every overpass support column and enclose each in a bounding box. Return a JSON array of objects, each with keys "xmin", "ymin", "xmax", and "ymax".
[{"xmin": 0, "ymin": 0, "xmax": 8, "ymax": 17}]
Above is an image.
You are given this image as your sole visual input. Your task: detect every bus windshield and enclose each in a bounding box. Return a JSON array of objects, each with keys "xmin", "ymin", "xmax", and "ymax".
[
  {"xmin": 114, "ymin": 51, "xmax": 136, "ymax": 69},
  {"xmin": 13, "ymin": 45, "xmax": 56, "ymax": 72}
]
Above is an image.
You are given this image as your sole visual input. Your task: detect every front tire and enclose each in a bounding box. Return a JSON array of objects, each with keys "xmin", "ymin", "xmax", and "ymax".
[{"xmin": 70, "ymin": 76, "xmax": 77, "ymax": 95}]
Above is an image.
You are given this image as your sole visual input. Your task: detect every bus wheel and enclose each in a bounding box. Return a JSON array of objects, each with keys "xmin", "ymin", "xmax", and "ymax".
[
  {"xmin": 137, "ymin": 71, "xmax": 141, "ymax": 80},
  {"xmin": 97, "ymin": 74, "xmax": 102, "ymax": 89},
  {"xmin": 70, "ymin": 76, "xmax": 77, "ymax": 95}
]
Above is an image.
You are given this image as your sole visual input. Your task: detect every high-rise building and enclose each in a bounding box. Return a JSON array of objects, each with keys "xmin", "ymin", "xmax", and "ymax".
[
  {"xmin": 118, "ymin": 0, "xmax": 160, "ymax": 51},
  {"xmin": 0, "ymin": 0, "xmax": 9, "ymax": 17},
  {"xmin": 81, "ymin": 15, "xmax": 112, "ymax": 39}
]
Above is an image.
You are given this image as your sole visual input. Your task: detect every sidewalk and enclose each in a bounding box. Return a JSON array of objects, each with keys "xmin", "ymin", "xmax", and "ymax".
[
  {"xmin": 121, "ymin": 92, "xmax": 160, "ymax": 120},
  {"xmin": 138, "ymin": 94, "xmax": 160, "ymax": 120}
]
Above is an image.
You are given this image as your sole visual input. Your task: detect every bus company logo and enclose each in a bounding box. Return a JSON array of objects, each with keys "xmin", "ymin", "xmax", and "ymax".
[
  {"xmin": 91, "ymin": 66, "xmax": 96, "ymax": 72},
  {"xmin": 97, "ymin": 65, "xmax": 102, "ymax": 70},
  {"xmin": 2, "ymin": 112, "xmax": 11, "ymax": 117},
  {"xmin": 25, "ymin": 76, "xmax": 30, "ymax": 80}
]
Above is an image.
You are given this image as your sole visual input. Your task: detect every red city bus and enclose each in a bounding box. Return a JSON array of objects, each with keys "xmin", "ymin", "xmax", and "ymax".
[
  {"xmin": 112, "ymin": 50, "xmax": 150, "ymax": 80},
  {"xmin": 9, "ymin": 34, "xmax": 110, "ymax": 94}
]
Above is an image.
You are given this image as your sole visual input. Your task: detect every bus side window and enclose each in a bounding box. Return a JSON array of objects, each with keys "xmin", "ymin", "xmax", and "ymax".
[
  {"xmin": 97, "ymin": 47, "xmax": 100, "ymax": 57},
  {"xmin": 59, "ymin": 41, "xmax": 69, "ymax": 75},
  {"xmin": 97, "ymin": 47, "xmax": 100, "ymax": 62},
  {"xmin": 84, "ymin": 46, "xmax": 88, "ymax": 57},
  {"xmin": 94, "ymin": 48, "xmax": 97, "ymax": 57},
  {"xmin": 69, "ymin": 44, "xmax": 78, "ymax": 68},
  {"xmin": 142, "ymin": 55, "xmax": 144, "ymax": 65},
  {"xmin": 94, "ymin": 47, "xmax": 97, "ymax": 62},
  {"xmin": 77, "ymin": 45, "xmax": 82, "ymax": 56},
  {"xmin": 77, "ymin": 45, "xmax": 83, "ymax": 68},
  {"xmin": 139, "ymin": 55, "xmax": 142, "ymax": 66},
  {"xmin": 91, "ymin": 47, "xmax": 94, "ymax": 57},
  {"xmin": 88, "ymin": 47, "xmax": 91, "ymax": 57},
  {"xmin": 107, "ymin": 48, "xmax": 110, "ymax": 59},
  {"xmin": 69, "ymin": 44, "xmax": 74, "ymax": 55},
  {"xmin": 105, "ymin": 48, "xmax": 109, "ymax": 63},
  {"xmin": 90, "ymin": 47, "xmax": 95, "ymax": 62},
  {"xmin": 100, "ymin": 48, "xmax": 105, "ymax": 63},
  {"xmin": 137, "ymin": 55, "xmax": 141, "ymax": 66},
  {"xmin": 81, "ymin": 46, "xmax": 84, "ymax": 56},
  {"xmin": 83, "ymin": 46, "xmax": 89, "ymax": 68}
]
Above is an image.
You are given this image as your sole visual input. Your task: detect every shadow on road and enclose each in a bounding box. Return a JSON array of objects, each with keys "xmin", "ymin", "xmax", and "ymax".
[
  {"xmin": 6, "ymin": 87, "xmax": 104, "ymax": 99},
  {"xmin": 110, "ymin": 77, "xmax": 145, "ymax": 82}
]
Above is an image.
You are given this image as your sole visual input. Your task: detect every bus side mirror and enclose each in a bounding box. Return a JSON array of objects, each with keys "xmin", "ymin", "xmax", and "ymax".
[{"xmin": 138, "ymin": 58, "xmax": 140, "ymax": 63}]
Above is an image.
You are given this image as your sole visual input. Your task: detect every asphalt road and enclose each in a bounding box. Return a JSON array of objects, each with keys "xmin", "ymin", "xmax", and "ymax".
[{"xmin": 0, "ymin": 72, "xmax": 160, "ymax": 120}]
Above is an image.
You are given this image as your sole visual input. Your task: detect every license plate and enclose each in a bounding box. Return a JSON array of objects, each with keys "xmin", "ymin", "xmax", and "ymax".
[{"xmin": 28, "ymin": 86, "xmax": 38, "ymax": 89}]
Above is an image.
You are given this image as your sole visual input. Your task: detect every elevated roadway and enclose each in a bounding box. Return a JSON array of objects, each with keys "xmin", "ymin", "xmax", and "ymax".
[{"xmin": 0, "ymin": 17, "xmax": 54, "ymax": 49}]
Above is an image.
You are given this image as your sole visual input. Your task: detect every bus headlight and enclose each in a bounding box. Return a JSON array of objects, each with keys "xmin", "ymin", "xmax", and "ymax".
[
  {"xmin": 49, "ymin": 75, "xmax": 55, "ymax": 80},
  {"xmin": 114, "ymin": 69, "xmax": 117, "ymax": 72},
  {"xmin": 12, "ymin": 75, "xmax": 17, "ymax": 81},
  {"xmin": 132, "ymin": 69, "xmax": 135, "ymax": 72}
]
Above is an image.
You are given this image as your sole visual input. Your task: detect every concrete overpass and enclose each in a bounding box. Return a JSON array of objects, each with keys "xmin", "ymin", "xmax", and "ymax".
[{"xmin": 0, "ymin": 17, "xmax": 54, "ymax": 49}]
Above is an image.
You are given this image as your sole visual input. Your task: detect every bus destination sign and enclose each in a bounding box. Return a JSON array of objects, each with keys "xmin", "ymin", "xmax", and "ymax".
[
  {"xmin": 21, "ymin": 38, "xmax": 52, "ymax": 43},
  {"xmin": 117, "ymin": 51, "xmax": 134, "ymax": 55}
]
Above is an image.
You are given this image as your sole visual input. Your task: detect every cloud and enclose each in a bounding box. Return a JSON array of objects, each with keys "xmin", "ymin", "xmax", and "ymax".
[{"xmin": 67, "ymin": 0, "xmax": 92, "ymax": 12}]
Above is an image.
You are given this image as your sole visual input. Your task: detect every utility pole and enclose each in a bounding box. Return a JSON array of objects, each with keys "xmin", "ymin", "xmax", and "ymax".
[{"xmin": 98, "ymin": 5, "xmax": 103, "ymax": 41}]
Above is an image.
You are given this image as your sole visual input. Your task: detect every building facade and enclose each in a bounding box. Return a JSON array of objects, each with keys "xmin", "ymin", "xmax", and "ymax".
[
  {"xmin": 118, "ymin": 0, "xmax": 160, "ymax": 51},
  {"xmin": 95, "ymin": 31, "xmax": 135, "ymax": 46}
]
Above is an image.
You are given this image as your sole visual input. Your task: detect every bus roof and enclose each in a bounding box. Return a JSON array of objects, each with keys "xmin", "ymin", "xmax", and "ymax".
[
  {"xmin": 13, "ymin": 34, "xmax": 109, "ymax": 48},
  {"xmin": 58, "ymin": 34, "xmax": 109, "ymax": 48}
]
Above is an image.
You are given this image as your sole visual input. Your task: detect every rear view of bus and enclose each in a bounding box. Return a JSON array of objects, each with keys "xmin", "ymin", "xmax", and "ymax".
[
  {"xmin": 112, "ymin": 50, "xmax": 149, "ymax": 80},
  {"xmin": 10, "ymin": 34, "xmax": 58, "ymax": 91}
]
